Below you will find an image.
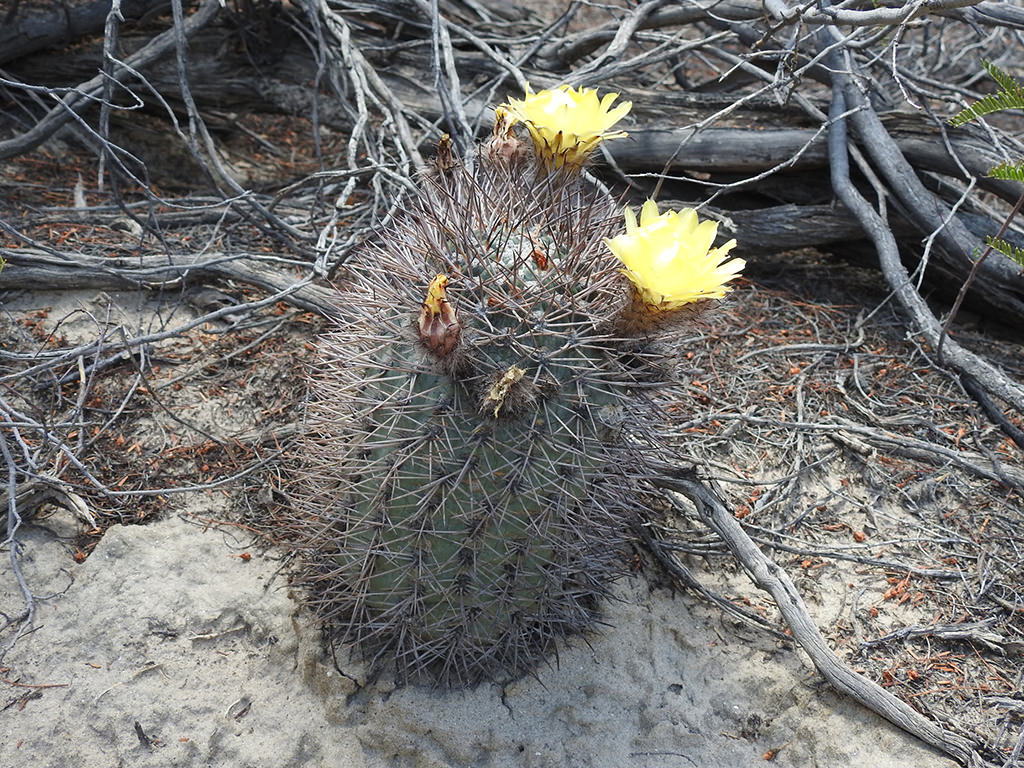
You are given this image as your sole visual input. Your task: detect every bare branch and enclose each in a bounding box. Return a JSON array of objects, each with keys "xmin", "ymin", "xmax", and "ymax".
[
  {"xmin": 0, "ymin": 0, "xmax": 221, "ymax": 162},
  {"xmin": 652, "ymin": 469, "xmax": 984, "ymax": 767}
]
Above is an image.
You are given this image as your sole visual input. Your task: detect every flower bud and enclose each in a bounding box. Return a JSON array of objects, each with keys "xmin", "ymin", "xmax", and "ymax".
[{"xmin": 418, "ymin": 273, "xmax": 461, "ymax": 357}]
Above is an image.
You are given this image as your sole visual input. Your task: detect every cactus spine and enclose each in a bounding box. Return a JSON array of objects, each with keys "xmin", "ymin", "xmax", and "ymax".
[{"xmin": 289, "ymin": 86, "xmax": 744, "ymax": 687}]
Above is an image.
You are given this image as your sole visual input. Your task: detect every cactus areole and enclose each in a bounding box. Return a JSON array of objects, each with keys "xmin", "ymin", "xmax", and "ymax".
[{"xmin": 290, "ymin": 87, "xmax": 744, "ymax": 688}]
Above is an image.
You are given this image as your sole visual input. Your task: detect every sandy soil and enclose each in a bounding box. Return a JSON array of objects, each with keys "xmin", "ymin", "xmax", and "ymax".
[{"xmin": 2, "ymin": 492, "xmax": 952, "ymax": 767}]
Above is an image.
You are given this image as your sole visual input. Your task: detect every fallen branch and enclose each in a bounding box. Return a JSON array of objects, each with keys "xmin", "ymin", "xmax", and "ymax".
[
  {"xmin": 0, "ymin": 0, "xmax": 169, "ymax": 65},
  {"xmin": 824, "ymin": 56, "xmax": 1024, "ymax": 421},
  {"xmin": 0, "ymin": 247, "xmax": 338, "ymax": 317},
  {"xmin": 859, "ymin": 617, "xmax": 1016, "ymax": 655},
  {"xmin": 0, "ymin": 0, "xmax": 221, "ymax": 162},
  {"xmin": 650, "ymin": 467, "xmax": 985, "ymax": 768},
  {"xmin": 0, "ymin": 478, "xmax": 96, "ymax": 537}
]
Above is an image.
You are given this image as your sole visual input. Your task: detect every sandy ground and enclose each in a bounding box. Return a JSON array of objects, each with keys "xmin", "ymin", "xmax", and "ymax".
[{"xmin": 2, "ymin": 492, "xmax": 953, "ymax": 768}]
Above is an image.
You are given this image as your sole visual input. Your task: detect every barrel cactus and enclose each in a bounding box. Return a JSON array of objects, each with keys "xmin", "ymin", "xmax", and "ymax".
[{"xmin": 288, "ymin": 85, "xmax": 744, "ymax": 687}]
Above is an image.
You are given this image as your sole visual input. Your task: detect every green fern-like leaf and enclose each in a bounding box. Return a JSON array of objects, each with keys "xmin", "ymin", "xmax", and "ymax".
[
  {"xmin": 987, "ymin": 236, "xmax": 1024, "ymax": 268},
  {"xmin": 988, "ymin": 161, "xmax": 1024, "ymax": 183},
  {"xmin": 982, "ymin": 59, "xmax": 1020, "ymax": 95},
  {"xmin": 949, "ymin": 60, "xmax": 1024, "ymax": 127}
]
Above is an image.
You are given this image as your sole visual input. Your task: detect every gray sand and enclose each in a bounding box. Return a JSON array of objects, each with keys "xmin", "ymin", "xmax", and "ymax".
[{"xmin": 2, "ymin": 500, "xmax": 952, "ymax": 767}]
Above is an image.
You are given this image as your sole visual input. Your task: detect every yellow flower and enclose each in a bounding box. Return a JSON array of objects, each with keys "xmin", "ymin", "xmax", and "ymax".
[
  {"xmin": 605, "ymin": 200, "xmax": 744, "ymax": 310},
  {"xmin": 502, "ymin": 84, "xmax": 631, "ymax": 170}
]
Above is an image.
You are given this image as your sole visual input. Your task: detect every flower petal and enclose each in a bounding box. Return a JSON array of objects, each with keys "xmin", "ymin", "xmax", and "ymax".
[
  {"xmin": 639, "ymin": 199, "xmax": 662, "ymax": 228},
  {"xmin": 623, "ymin": 205, "xmax": 638, "ymax": 235}
]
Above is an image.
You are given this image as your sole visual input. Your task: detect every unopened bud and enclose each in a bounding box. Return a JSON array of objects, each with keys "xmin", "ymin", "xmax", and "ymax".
[{"xmin": 418, "ymin": 273, "xmax": 461, "ymax": 357}]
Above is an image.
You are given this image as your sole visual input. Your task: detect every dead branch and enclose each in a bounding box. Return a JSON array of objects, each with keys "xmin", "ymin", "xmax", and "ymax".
[
  {"xmin": 826, "ymin": 80, "xmax": 1024, "ymax": 416},
  {"xmin": 0, "ymin": 0, "xmax": 170, "ymax": 66},
  {"xmin": 1, "ymin": 247, "xmax": 338, "ymax": 316},
  {"xmin": 0, "ymin": 0, "xmax": 221, "ymax": 162},
  {"xmin": 651, "ymin": 468, "xmax": 986, "ymax": 768}
]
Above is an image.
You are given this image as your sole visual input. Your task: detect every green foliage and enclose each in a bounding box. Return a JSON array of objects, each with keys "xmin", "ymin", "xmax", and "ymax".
[
  {"xmin": 948, "ymin": 60, "xmax": 1024, "ymax": 275},
  {"xmin": 949, "ymin": 60, "xmax": 1024, "ymax": 127},
  {"xmin": 988, "ymin": 161, "xmax": 1024, "ymax": 183},
  {"xmin": 986, "ymin": 236, "xmax": 1024, "ymax": 268}
]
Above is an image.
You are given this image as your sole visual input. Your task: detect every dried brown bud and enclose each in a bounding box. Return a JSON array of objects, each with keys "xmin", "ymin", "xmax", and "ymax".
[
  {"xmin": 434, "ymin": 134, "xmax": 458, "ymax": 175},
  {"xmin": 483, "ymin": 107, "xmax": 528, "ymax": 165}
]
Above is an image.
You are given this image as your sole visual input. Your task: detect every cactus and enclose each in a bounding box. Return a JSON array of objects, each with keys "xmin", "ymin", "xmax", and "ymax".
[{"xmin": 288, "ymin": 86, "xmax": 744, "ymax": 687}]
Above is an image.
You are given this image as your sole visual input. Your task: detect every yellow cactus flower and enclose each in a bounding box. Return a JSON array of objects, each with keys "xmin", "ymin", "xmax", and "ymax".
[
  {"xmin": 502, "ymin": 84, "xmax": 631, "ymax": 170},
  {"xmin": 605, "ymin": 199, "xmax": 744, "ymax": 311}
]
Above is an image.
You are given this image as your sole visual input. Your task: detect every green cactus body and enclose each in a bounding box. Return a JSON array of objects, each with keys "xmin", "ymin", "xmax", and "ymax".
[{"xmin": 292, "ymin": 153, "xmax": 673, "ymax": 687}]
